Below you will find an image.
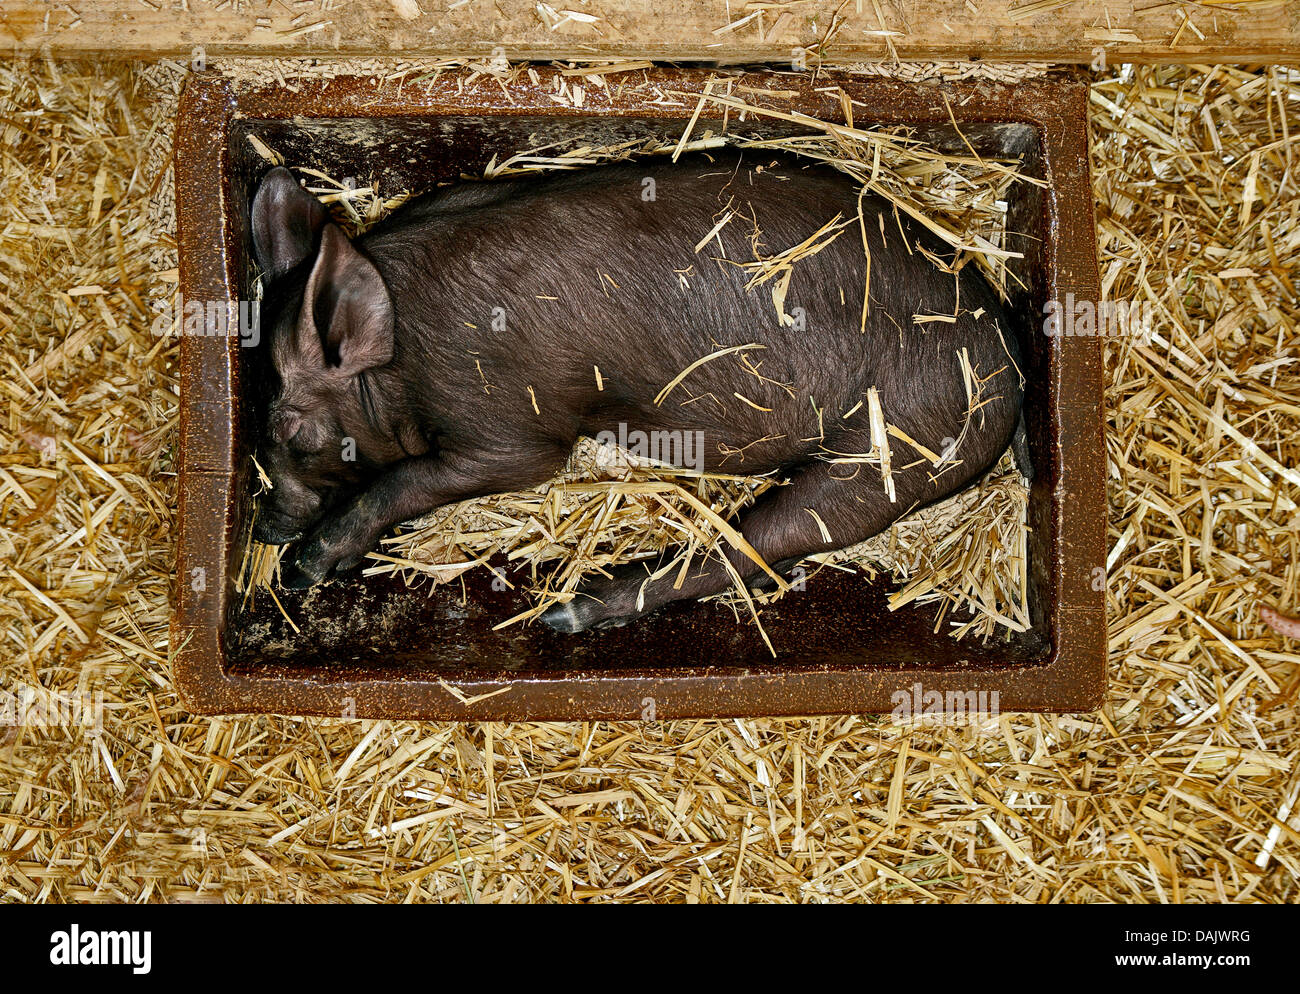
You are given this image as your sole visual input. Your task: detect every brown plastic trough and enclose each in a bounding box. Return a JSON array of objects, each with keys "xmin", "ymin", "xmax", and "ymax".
[{"xmin": 171, "ymin": 67, "xmax": 1106, "ymax": 719}]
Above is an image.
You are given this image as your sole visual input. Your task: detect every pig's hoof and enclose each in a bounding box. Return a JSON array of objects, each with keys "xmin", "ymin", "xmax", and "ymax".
[
  {"xmin": 539, "ymin": 600, "xmax": 639, "ymax": 633},
  {"xmin": 281, "ymin": 561, "xmax": 325, "ymax": 590},
  {"xmin": 539, "ymin": 600, "xmax": 591, "ymax": 634}
]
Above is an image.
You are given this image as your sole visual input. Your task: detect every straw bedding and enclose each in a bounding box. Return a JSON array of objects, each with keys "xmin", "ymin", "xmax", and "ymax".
[{"xmin": 0, "ymin": 58, "xmax": 1297, "ymax": 903}]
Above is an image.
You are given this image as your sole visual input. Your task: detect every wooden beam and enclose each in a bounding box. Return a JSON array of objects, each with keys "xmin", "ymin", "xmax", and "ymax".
[{"xmin": 0, "ymin": 1, "xmax": 1296, "ymax": 64}]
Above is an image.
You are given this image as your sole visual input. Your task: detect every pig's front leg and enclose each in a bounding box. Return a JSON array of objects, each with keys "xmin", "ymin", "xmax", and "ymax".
[{"xmin": 282, "ymin": 446, "xmax": 566, "ymax": 588}]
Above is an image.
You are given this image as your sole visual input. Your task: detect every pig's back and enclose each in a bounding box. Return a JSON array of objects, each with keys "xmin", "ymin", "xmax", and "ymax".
[{"xmin": 365, "ymin": 151, "xmax": 1017, "ymax": 474}]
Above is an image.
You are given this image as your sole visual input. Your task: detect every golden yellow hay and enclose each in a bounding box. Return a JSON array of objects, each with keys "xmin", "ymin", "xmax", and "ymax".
[{"xmin": 1, "ymin": 57, "xmax": 1297, "ymax": 905}]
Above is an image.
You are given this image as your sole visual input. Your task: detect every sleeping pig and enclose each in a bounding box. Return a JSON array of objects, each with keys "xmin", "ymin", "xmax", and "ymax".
[{"xmin": 248, "ymin": 153, "xmax": 1026, "ymax": 632}]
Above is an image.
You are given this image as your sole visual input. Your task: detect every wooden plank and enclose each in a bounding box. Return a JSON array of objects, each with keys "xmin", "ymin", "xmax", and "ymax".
[{"xmin": 0, "ymin": 0, "xmax": 1296, "ymax": 64}]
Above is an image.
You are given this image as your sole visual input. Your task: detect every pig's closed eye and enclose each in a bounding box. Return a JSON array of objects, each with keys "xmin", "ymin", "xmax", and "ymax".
[
  {"xmin": 269, "ymin": 406, "xmax": 303, "ymax": 444},
  {"xmin": 288, "ymin": 434, "xmax": 324, "ymax": 457},
  {"xmin": 288, "ymin": 421, "xmax": 328, "ymax": 455}
]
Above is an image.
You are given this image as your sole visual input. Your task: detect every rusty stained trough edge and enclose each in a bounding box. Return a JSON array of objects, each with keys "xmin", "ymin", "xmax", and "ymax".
[{"xmin": 170, "ymin": 67, "xmax": 1106, "ymax": 720}]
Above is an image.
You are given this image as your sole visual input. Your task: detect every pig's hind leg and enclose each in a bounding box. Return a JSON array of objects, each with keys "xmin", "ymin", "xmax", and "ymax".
[{"xmin": 540, "ymin": 457, "xmax": 910, "ymax": 633}]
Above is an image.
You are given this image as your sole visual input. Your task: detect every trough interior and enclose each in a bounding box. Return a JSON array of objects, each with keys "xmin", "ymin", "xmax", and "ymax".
[{"xmin": 223, "ymin": 112, "xmax": 1053, "ymax": 677}]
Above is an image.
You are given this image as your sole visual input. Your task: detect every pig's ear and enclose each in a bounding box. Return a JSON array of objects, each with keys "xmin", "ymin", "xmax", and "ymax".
[
  {"xmin": 303, "ymin": 224, "xmax": 395, "ymax": 376},
  {"xmin": 251, "ymin": 167, "xmax": 328, "ymax": 280}
]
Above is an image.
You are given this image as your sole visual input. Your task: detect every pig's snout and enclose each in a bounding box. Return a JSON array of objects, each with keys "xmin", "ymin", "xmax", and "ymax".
[
  {"xmin": 253, "ymin": 492, "xmax": 321, "ymax": 546},
  {"xmin": 252, "ymin": 462, "xmax": 328, "ymax": 545}
]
